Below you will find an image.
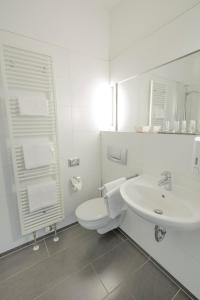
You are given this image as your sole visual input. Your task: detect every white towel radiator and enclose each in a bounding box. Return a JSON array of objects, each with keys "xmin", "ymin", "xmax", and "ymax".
[{"xmin": 0, "ymin": 44, "xmax": 64, "ymax": 240}]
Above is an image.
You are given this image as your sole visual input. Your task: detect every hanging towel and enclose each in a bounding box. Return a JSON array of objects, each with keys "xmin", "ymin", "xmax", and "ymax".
[
  {"xmin": 18, "ymin": 92, "xmax": 48, "ymax": 116},
  {"xmin": 104, "ymin": 185, "xmax": 126, "ymax": 219},
  {"xmin": 23, "ymin": 141, "xmax": 53, "ymax": 169},
  {"xmin": 28, "ymin": 180, "xmax": 57, "ymax": 212},
  {"xmin": 104, "ymin": 177, "xmax": 126, "ymax": 193}
]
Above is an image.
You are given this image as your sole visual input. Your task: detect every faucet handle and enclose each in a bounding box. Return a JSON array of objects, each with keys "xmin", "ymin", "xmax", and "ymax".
[{"xmin": 161, "ymin": 170, "xmax": 171, "ymax": 178}]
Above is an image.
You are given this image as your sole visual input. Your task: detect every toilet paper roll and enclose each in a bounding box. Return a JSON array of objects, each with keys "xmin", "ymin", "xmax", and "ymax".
[{"xmin": 70, "ymin": 176, "xmax": 82, "ymax": 192}]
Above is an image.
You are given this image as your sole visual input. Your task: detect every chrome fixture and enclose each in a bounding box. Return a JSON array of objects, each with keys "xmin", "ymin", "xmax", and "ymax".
[
  {"xmin": 158, "ymin": 171, "xmax": 172, "ymax": 191},
  {"xmin": 155, "ymin": 225, "xmax": 166, "ymax": 242}
]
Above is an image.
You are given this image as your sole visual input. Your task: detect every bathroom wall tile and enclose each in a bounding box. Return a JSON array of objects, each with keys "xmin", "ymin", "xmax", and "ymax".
[
  {"xmin": 93, "ymin": 239, "xmax": 148, "ymax": 292},
  {"xmin": 124, "ymin": 261, "xmax": 178, "ymax": 300},
  {"xmin": 0, "ymin": 240, "xmax": 47, "ymax": 283},
  {"xmin": 37, "ymin": 265, "xmax": 107, "ymax": 300}
]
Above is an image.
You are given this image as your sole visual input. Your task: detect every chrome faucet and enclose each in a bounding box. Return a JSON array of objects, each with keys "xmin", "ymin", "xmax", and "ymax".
[{"xmin": 158, "ymin": 171, "xmax": 172, "ymax": 191}]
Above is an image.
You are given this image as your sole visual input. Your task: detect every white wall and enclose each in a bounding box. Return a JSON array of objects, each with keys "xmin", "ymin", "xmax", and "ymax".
[
  {"xmin": 101, "ymin": 132, "xmax": 200, "ymax": 298},
  {"xmin": 0, "ymin": 0, "xmax": 109, "ymax": 253},
  {"xmin": 110, "ymin": 0, "xmax": 200, "ymax": 81}
]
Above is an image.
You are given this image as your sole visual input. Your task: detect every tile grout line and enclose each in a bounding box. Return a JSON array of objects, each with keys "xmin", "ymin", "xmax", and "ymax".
[
  {"xmin": 0, "ymin": 229, "xmax": 123, "ymax": 288},
  {"xmin": 97, "ymin": 257, "xmax": 150, "ymax": 300},
  {"xmin": 177, "ymin": 288, "xmax": 197, "ymax": 300},
  {"xmin": 171, "ymin": 288, "xmax": 181, "ymax": 300},
  {"xmin": 43, "ymin": 239, "xmax": 50, "ymax": 257},
  {"xmin": 149, "ymin": 257, "xmax": 184, "ymax": 291},
  {"xmin": 90, "ymin": 263, "xmax": 109, "ymax": 296},
  {"xmin": 112, "ymin": 229, "xmax": 128, "ymax": 241},
  {"xmin": 0, "ymin": 240, "xmax": 49, "ymax": 285},
  {"xmin": 32, "ymin": 263, "xmax": 92, "ymax": 300},
  {"xmin": 42, "ymin": 232, "xmax": 100, "ymax": 259},
  {"xmin": 0, "ymin": 238, "xmax": 46, "ymax": 260},
  {"xmin": 91, "ymin": 239, "xmax": 125, "ymax": 264},
  {"xmin": 0, "ymin": 222, "xmax": 78, "ymax": 259},
  {"xmin": 118, "ymin": 229, "xmax": 197, "ymax": 299},
  {"xmin": 118, "ymin": 230, "xmax": 150, "ymax": 259},
  {"xmin": 32, "ymin": 232, "xmax": 125, "ymax": 300}
]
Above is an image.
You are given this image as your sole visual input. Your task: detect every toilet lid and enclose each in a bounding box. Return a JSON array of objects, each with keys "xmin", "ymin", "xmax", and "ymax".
[{"xmin": 76, "ymin": 197, "xmax": 108, "ymax": 221}]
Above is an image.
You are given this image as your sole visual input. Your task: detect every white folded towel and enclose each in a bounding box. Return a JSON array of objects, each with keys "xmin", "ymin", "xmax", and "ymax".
[
  {"xmin": 23, "ymin": 141, "xmax": 53, "ymax": 169},
  {"xmin": 104, "ymin": 177, "xmax": 126, "ymax": 193},
  {"xmin": 28, "ymin": 180, "xmax": 57, "ymax": 212},
  {"xmin": 104, "ymin": 185, "xmax": 126, "ymax": 219},
  {"xmin": 18, "ymin": 92, "xmax": 48, "ymax": 116}
]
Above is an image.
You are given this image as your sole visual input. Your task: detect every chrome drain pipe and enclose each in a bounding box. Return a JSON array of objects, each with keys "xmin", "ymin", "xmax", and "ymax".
[{"xmin": 155, "ymin": 225, "xmax": 166, "ymax": 242}]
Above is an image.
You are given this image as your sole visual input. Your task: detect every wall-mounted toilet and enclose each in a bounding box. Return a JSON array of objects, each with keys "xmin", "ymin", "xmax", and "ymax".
[{"xmin": 75, "ymin": 178, "xmax": 126, "ymax": 234}]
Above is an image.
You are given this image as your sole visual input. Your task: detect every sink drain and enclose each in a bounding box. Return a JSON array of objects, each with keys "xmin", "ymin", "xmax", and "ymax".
[{"xmin": 154, "ymin": 209, "xmax": 163, "ymax": 215}]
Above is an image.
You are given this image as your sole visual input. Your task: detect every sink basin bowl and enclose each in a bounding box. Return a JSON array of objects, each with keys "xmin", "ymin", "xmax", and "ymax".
[{"xmin": 120, "ymin": 175, "xmax": 200, "ymax": 230}]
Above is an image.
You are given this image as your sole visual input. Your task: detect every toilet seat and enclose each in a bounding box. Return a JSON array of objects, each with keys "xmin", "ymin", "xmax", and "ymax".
[
  {"xmin": 75, "ymin": 192, "xmax": 126, "ymax": 233},
  {"xmin": 76, "ymin": 197, "xmax": 108, "ymax": 221},
  {"xmin": 75, "ymin": 197, "xmax": 110, "ymax": 230}
]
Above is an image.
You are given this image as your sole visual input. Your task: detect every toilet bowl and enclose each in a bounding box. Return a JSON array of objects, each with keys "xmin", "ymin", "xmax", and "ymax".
[{"xmin": 75, "ymin": 197, "xmax": 125, "ymax": 234}]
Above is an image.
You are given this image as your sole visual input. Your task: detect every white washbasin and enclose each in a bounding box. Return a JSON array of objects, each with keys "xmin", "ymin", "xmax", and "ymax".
[{"xmin": 120, "ymin": 175, "xmax": 200, "ymax": 230}]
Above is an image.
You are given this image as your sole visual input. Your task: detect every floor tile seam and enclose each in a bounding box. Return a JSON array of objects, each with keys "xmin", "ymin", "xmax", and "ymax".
[
  {"xmin": 117, "ymin": 229, "xmax": 150, "ymax": 259},
  {"xmin": 171, "ymin": 288, "xmax": 181, "ymax": 300},
  {"xmin": 122, "ymin": 258, "xmax": 172, "ymax": 300},
  {"xmin": 128, "ymin": 257, "xmax": 150, "ymax": 277},
  {"xmin": 0, "ymin": 238, "xmax": 46, "ymax": 260},
  {"xmin": 90, "ymin": 263, "xmax": 109, "ymax": 296},
  {"xmin": 101, "ymin": 282, "xmax": 136, "ymax": 300},
  {"xmin": 118, "ymin": 230, "xmax": 197, "ymax": 299},
  {"xmin": 43, "ymin": 223, "xmax": 80, "ymax": 243},
  {"xmin": 0, "ymin": 241, "xmax": 49, "ymax": 285},
  {"xmin": 124, "ymin": 236, "xmax": 150, "ymax": 259},
  {"xmin": 44, "ymin": 232, "xmax": 96, "ymax": 258},
  {"xmin": 99, "ymin": 258, "xmax": 150, "ymax": 300},
  {"xmin": 176, "ymin": 288, "xmax": 197, "ymax": 300},
  {"xmin": 91, "ymin": 239, "xmax": 125, "ymax": 264},
  {"xmin": 43, "ymin": 239, "xmax": 50, "ymax": 257},
  {"xmin": 0, "ymin": 223, "xmax": 78, "ymax": 259},
  {"xmin": 119, "ymin": 258, "xmax": 150, "ymax": 297},
  {"xmin": 44, "ymin": 222, "xmax": 79, "ymax": 239},
  {"xmin": 32, "ymin": 263, "xmax": 92, "ymax": 300},
  {"xmin": 149, "ymin": 257, "xmax": 182, "ymax": 290},
  {"xmin": 112, "ymin": 229, "xmax": 128, "ymax": 241},
  {"xmin": 115, "ymin": 228, "xmax": 128, "ymax": 237}
]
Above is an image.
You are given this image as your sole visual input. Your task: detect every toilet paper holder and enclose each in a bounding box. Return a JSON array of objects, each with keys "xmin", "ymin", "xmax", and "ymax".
[{"xmin": 70, "ymin": 176, "xmax": 82, "ymax": 192}]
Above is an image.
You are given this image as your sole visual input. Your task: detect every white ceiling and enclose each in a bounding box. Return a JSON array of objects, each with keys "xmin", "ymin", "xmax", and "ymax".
[{"xmin": 110, "ymin": 0, "xmax": 200, "ymax": 58}]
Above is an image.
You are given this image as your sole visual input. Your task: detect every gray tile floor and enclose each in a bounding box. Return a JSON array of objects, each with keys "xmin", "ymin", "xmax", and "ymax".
[{"xmin": 0, "ymin": 224, "xmax": 196, "ymax": 300}]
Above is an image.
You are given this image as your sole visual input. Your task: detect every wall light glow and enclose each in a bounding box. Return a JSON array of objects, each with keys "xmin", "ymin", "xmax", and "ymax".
[{"xmin": 93, "ymin": 82, "xmax": 116, "ymax": 131}]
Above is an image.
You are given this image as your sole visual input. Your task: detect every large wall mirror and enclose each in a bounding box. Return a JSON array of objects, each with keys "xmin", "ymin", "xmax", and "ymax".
[{"xmin": 117, "ymin": 50, "xmax": 200, "ymax": 134}]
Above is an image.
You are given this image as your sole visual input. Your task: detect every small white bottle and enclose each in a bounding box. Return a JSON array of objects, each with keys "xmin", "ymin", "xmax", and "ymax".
[{"xmin": 189, "ymin": 120, "xmax": 196, "ymax": 134}]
